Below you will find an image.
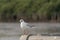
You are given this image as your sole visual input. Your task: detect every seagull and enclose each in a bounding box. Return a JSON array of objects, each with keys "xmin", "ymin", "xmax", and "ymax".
[{"xmin": 20, "ymin": 19, "xmax": 35, "ymax": 35}]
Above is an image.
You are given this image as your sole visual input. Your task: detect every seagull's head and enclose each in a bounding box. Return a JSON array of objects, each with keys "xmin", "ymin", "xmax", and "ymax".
[{"xmin": 20, "ymin": 19, "xmax": 24, "ymax": 23}]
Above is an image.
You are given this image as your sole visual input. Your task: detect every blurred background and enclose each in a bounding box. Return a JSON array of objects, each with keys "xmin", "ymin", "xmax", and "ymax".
[
  {"xmin": 0, "ymin": 0, "xmax": 60, "ymax": 40},
  {"xmin": 0, "ymin": 0, "xmax": 60, "ymax": 22}
]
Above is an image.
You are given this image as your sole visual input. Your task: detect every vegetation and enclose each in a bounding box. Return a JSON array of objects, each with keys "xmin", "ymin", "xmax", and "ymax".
[{"xmin": 0, "ymin": 0, "xmax": 60, "ymax": 22}]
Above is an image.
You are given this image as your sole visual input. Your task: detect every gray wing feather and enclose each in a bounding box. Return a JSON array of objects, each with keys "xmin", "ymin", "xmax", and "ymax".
[
  {"xmin": 26, "ymin": 23, "xmax": 35, "ymax": 28},
  {"xmin": 24, "ymin": 22, "xmax": 35, "ymax": 28}
]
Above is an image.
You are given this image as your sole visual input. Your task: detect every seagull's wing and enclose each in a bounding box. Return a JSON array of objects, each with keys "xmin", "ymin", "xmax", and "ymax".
[{"xmin": 25, "ymin": 22, "xmax": 35, "ymax": 28}]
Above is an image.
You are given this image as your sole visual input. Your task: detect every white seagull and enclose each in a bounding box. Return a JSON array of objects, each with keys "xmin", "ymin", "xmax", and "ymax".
[{"xmin": 20, "ymin": 19, "xmax": 35, "ymax": 35}]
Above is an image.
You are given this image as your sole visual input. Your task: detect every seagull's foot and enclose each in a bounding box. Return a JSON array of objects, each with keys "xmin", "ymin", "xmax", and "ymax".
[
  {"xmin": 24, "ymin": 33, "xmax": 28, "ymax": 35},
  {"xmin": 24, "ymin": 32, "xmax": 28, "ymax": 35},
  {"xmin": 23, "ymin": 30, "xmax": 29, "ymax": 35}
]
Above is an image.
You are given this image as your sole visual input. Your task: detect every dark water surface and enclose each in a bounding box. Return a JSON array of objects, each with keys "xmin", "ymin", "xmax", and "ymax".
[{"xmin": 0, "ymin": 23, "xmax": 60, "ymax": 40}]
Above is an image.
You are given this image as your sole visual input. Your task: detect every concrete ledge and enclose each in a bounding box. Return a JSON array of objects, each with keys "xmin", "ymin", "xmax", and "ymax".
[
  {"xmin": 20, "ymin": 35, "xmax": 28, "ymax": 40},
  {"xmin": 20, "ymin": 35, "xmax": 60, "ymax": 40}
]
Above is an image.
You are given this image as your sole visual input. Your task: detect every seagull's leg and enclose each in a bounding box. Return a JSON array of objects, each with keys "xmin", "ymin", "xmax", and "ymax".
[
  {"xmin": 24, "ymin": 30, "xmax": 28, "ymax": 35},
  {"xmin": 24, "ymin": 30, "xmax": 26, "ymax": 35},
  {"xmin": 21, "ymin": 29, "xmax": 25, "ymax": 35}
]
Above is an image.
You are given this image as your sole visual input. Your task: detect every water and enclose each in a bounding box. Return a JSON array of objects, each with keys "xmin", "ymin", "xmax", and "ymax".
[
  {"xmin": 0, "ymin": 23, "xmax": 21, "ymax": 40},
  {"xmin": 0, "ymin": 23, "xmax": 60, "ymax": 40}
]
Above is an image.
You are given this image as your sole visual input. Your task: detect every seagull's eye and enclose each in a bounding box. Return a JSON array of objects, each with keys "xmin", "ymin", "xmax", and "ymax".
[
  {"xmin": 21, "ymin": 20, "xmax": 22, "ymax": 22},
  {"xmin": 20, "ymin": 20, "xmax": 23, "ymax": 22},
  {"xmin": 20, "ymin": 19, "xmax": 24, "ymax": 22}
]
